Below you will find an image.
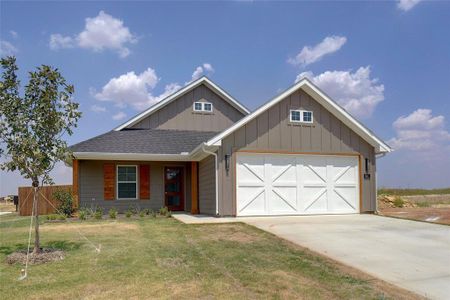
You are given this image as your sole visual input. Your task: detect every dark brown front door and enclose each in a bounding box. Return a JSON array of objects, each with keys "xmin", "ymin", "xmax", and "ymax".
[{"xmin": 164, "ymin": 167, "xmax": 184, "ymax": 211}]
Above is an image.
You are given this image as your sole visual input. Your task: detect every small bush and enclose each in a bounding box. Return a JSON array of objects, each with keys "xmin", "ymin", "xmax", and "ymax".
[
  {"xmin": 139, "ymin": 210, "xmax": 145, "ymax": 218},
  {"xmin": 143, "ymin": 208, "xmax": 150, "ymax": 215},
  {"xmin": 53, "ymin": 189, "xmax": 74, "ymax": 217},
  {"xmin": 58, "ymin": 214, "xmax": 66, "ymax": 220},
  {"xmin": 125, "ymin": 209, "xmax": 132, "ymax": 218},
  {"xmin": 109, "ymin": 208, "xmax": 118, "ymax": 219},
  {"xmin": 94, "ymin": 208, "xmax": 103, "ymax": 220},
  {"xmin": 46, "ymin": 214, "xmax": 66, "ymax": 221},
  {"xmin": 79, "ymin": 208, "xmax": 87, "ymax": 220},
  {"xmin": 150, "ymin": 210, "xmax": 157, "ymax": 218},
  {"xmin": 393, "ymin": 197, "xmax": 405, "ymax": 208},
  {"xmin": 159, "ymin": 206, "xmax": 169, "ymax": 216},
  {"xmin": 166, "ymin": 210, "xmax": 172, "ymax": 218}
]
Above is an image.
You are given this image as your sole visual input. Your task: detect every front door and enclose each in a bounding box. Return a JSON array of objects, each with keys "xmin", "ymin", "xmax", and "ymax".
[{"xmin": 164, "ymin": 167, "xmax": 184, "ymax": 211}]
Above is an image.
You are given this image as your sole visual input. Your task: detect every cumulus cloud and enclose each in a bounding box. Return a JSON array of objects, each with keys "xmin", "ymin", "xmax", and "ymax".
[
  {"xmin": 296, "ymin": 66, "xmax": 384, "ymax": 119},
  {"xmin": 49, "ymin": 34, "xmax": 75, "ymax": 50},
  {"xmin": 112, "ymin": 111, "xmax": 127, "ymax": 121},
  {"xmin": 389, "ymin": 109, "xmax": 450, "ymax": 153},
  {"xmin": 90, "ymin": 104, "xmax": 107, "ymax": 113},
  {"xmin": 0, "ymin": 40, "xmax": 18, "ymax": 56},
  {"xmin": 49, "ymin": 11, "xmax": 137, "ymax": 57},
  {"xmin": 398, "ymin": 0, "xmax": 422, "ymax": 11},
  {"xmin": 94, "ymin": 64, "xmax": 213, "ymax": 112},
  {"xmin": 288, "ymin": 36, "xmax": 347, "ymax": 67},
  {"xmin": 189, "ymin": 63, "xmax": 215, "ymax": 82}
]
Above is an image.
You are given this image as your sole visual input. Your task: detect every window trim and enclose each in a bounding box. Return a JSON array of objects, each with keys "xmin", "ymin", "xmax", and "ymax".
[
  {"xmin": 289, "ymin": 109, "xmax": 313, "ymax": 124},
  {"xmin": 192, "ymin": 101, "xmax": 213, "ymax": 112},
  {"xmin": 116, "ymin": 165, "xmax": 138, "ymax": 200},
  {"xmin": 193, "ymin": 102, "xmax": 203, "ymax": 112},
  {"xmin": 302, "ymin": 110, "xmax": 314, "ymax": 124}
]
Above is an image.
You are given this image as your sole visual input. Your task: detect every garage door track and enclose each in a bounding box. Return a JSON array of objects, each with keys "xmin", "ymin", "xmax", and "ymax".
[{"xmin": 243, "ymin": 214, "xmax": 450, "ymax": 300}]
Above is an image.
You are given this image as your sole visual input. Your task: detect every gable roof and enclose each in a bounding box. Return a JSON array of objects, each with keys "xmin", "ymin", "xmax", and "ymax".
[
  {"xmin": 70, "ymin": 129, "xmax": 219, "ymax": 160},
  {"xmin": 114, "ymin": 76, "xmax": 250, "ymax": 131},
  {"xmin": 205, "ymin": 78, "xmax": 392, "ymax": 154}
]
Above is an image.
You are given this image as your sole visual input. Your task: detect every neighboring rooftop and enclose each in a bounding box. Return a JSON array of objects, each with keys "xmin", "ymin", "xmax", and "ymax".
[{"xmin": 70, "ymin": 129, "xmax": 219, "ymax": 154}]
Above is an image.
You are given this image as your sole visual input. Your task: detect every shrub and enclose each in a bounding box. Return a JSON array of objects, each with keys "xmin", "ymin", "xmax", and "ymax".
[
  {"xmin": 143, "ymin": 208, "xmax": 150, "ymax": 215},
  {"xmin": 139, "ymin": 210, "xmax": 145, "ymax": 218},
  {"xmin": 166, "ymin": 210, "xmax": 172, "ymax": 218},
  {"xmin": 45, "ymin": 214, "xmax": 66, "ymax": 221},
  {"xmin": 159, "ymin": 206, "xmax": 169, "ymax": 216},
  {"xmin": 109, "ymin": 208, "xmax": 118, "ymax": 219},
  {"xmin": 393, "ymin": 197, "xmax": 405, "ymax": 208},
  {"xmin": 94, "ymin": 208, "xmax": 103, "ymax": 220},
  {"xmin": 53, "ymin": 189, "xmax": 74, "ymax": 217},
  {"xmin": 150, "ymin": 210, "xmax": 157, "ymax": 218},
  {"xmin": 79, "ymin": 208, "xmax": 87, "ymax": 220},
  {"xmin": 125, "ymin": 209, "xmax": 132, "ymax": 218}
]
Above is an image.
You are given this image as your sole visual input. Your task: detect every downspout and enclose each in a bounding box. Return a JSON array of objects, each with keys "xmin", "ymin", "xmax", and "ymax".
[
  {"xmin": 375, "ymin": 152, "xmax": 387, "ymax": 214},
  {"xmin": 201, "ymin": 144, "xmax": 219, "ymax": 216}
]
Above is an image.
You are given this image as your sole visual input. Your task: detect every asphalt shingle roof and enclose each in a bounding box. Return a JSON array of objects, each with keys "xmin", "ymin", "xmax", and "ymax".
[{"xmin": 70, "ymin": 129, "xmax": 219, "ymax": 154}]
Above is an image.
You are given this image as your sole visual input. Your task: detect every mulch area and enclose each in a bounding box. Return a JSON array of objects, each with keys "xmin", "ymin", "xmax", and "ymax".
[
  {"xmin": 6, "ymin": 248, "xmax": 64, "ymax": 265},
  {"xmin": 378, "ymin": 207, "xmax": 450, "ymax": 225}
]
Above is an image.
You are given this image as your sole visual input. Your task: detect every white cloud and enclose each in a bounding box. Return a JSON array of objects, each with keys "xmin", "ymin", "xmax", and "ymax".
[
  {"xmin": 389, "ymin": 109, "xmax": 450, "ymax": 153},
  {"xmin": 49, "ymin": 11, "xmax": 136, "ymax": 57},
  {"xmin": 49, "ymin": 34, "xmax": 74, "ymax": 50},
  {"xmin": 10, "ymin": 31, "xmax": 18, "ymax": 39},
  {"xmin": 296, "ymin": 66, "xmax": 384, "ymax": 119},
  {"xmin": 90, "ymin": 104, "xmax": 107, "ymax": 113},
  {"xmin": 112, "ymin": 111, "xmax": 127, "ymax": 121},
  {"xmin": 189, "ymin": 63, "xmax": 215, "ymax": 82},
  {"xmin": 398, "ymin": 0, "xmax": 422, "ymax": 11},
  {"xmin": 94, "ymin": 64, "xmax": 212, "ymax": 112},
  {"xmin": 94, "ymin": 68, "xmax": 161, "ymax": 110},
  {"xmin": 288, "ymin": 36, "xmax": 347, "ymax": 67},
  {"xmin": 0, "ymin": 40, "xmax": 18, "ymax": 56}
]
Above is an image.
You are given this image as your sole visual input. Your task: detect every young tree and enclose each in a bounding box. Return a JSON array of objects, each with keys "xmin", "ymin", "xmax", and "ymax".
[{"xmin": 0, "ymin": 56, "xmax": 81, "ymax": 254}]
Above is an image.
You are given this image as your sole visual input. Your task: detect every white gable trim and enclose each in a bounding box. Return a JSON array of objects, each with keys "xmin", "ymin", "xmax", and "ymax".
[
  {"xmin": 206, "ymin": 78, "xmax": 392, "ymax": 154},
  {"xmin": 114, "ymin": 77, "xmax": 250, "ymax": 131}
]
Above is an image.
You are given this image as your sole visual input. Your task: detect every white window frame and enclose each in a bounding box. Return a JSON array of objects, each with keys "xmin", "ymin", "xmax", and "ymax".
[
  {"xmin": 290, "ymin": 109, "xmax": 313, "ymax": 124},
  {"xmin": 116, "ymin": 165, "xmax": 138, "ymax": 200},
  {"xmin": 193, "ymin": 102, "xmax": 203, "ymax": 112},
  {"xmin": 193, "ymin": 101, "xmax": 213, "ymax": 112}
]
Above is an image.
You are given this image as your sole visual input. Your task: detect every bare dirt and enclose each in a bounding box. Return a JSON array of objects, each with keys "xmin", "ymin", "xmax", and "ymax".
[
  {"xmin": 378, "ymin": 207, "xmax": 450, "ymax": 225},
  {"xmin": 6, "ymin": 248, "xmax": 64, "ymax": 265}
]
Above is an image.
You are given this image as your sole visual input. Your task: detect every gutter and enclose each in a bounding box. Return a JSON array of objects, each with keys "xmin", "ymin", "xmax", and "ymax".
[{"xmin": 201, "ymin": 144, "xmax": 219, "ymax": 216}]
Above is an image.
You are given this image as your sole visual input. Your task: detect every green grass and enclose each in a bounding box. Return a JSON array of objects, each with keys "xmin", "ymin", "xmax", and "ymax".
[
  {"xmin": 378, "ymin": 187, "xmax": 450, "ymax": 196},
  {"xmin": 0, "ymin": 214, "xmax": 409, "ymax": 299}
]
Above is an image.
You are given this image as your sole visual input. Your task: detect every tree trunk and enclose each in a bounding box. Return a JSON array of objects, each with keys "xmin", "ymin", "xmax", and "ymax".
[{"xmin": 32, "ymin": 183, "xmax": 40, "ymax": 254}]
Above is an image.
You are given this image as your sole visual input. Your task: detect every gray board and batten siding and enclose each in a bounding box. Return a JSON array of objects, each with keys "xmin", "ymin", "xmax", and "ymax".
[{"xmin": 216, "ymin": 88, "xmax": 376, "ymax": 216}]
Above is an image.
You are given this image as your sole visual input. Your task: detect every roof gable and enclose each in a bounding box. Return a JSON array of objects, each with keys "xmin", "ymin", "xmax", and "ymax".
[
  {"xmin": 115, "ymin": 77, "xmax": 250, "ymax": 131},
  {"xmin": 206, "ymin": 78, "xmax": 392, "ymax": 154}
]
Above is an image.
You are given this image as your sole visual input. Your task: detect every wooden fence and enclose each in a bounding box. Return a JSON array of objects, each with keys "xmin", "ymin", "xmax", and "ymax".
[{"xmin": 18, "ymin": 185, "xmax": 72, "ymax": 216}]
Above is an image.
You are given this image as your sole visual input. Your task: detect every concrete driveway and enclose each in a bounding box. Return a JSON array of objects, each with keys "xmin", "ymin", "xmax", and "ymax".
[{"xmin": 242, "ymin": 214, "xmax": 450, "ymax": 300}]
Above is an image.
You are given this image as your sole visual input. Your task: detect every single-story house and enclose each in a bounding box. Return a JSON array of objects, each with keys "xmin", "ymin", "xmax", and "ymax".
[{"xmin": 70, "ymin": 76, "xmax": 391, "ymax": 216}]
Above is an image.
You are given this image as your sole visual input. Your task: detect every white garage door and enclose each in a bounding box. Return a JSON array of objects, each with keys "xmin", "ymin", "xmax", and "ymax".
[{"xmin": 236, "ymin": 153, "xmax": 360, "ymax": 216}]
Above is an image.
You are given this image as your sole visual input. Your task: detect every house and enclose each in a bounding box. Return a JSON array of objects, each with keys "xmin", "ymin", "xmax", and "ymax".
[{"xmin": 70, "ymin": 76, "xmax": 391, "ymax": 216}]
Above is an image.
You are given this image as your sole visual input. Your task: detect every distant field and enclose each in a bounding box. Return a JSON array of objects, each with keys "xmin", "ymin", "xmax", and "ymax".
[{"xmin": 378, "ymin": 188, "xmax": 450, "ymax": 196}]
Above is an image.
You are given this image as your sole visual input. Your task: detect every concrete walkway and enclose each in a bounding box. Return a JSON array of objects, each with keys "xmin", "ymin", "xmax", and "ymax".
[{"xmin": 243, "ymin": 215, "xmax": 450, "ymax": 300}]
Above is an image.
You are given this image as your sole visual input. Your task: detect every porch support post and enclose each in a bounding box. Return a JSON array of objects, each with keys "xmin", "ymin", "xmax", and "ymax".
[
  {"xmin": 72, "ymin": 159, "xmax": 79, "ymax": 209},
  {"xmin": 191, "ymin": 161, "xmax": 199, "ymax": 214}
]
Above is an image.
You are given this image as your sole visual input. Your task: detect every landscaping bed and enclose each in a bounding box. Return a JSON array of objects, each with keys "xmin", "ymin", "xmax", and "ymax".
[{"xmin": 0, "ymin": 213, "xmax": 420, "ymax": 299}]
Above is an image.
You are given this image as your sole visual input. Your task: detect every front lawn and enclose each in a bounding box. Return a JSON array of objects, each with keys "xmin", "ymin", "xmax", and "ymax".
[{"xmin": 0, "ymin": 214, "xmax": 417, "ymax": 299}]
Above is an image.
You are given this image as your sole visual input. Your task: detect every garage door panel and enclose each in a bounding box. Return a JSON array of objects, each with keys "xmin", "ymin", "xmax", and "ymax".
[
  {"xmin": 270, "ymin": 187, "xmax": 297, "ymax": 213},
  {"xmin": 237, "ymin": 187, "xmax": 265, "ymax": 215},
  {"xmin": 236, "ymin": 153, "xmax": 359, "ymax": 216}
]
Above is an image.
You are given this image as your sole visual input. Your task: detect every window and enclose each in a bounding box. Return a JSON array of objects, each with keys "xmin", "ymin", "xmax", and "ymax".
[
  {"xmin": 117, "ymin": 165, "xmax": 137, "ymax": 199},
  {"xmin": 290, "ymin": 110, "xmax": 301, "ymax": 122},
  {"xmin": 193, "ymin": 102, "xmax": 203, "ymax": 111},
  {"xmin": 302, "ymin": 111, "xmax": 313, "ymax": 123},
  {"xmin": 203, "ymin": 103, "xmax": 212, "ymax": 112},
  {"xmin": 193, "ymin": 101, "xmax": 213, "ymax": 112},
  {"xmin": 290, "ymin": 110, "xmax": 313, "ymax": 123}
]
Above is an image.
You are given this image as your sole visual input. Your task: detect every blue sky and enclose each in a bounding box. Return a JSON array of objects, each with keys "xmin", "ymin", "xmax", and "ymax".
[{"xmin": 1, "ymin": 0, "xmax": 450, "ymax": 195}]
